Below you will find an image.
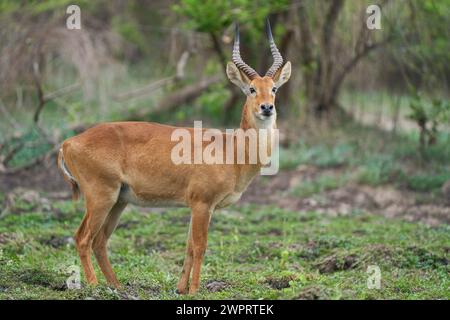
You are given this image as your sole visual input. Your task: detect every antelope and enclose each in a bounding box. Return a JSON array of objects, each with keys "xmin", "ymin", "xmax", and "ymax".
[{"xmin": 57, "ymin": 20, "xmax": 291, "ymax": 295}]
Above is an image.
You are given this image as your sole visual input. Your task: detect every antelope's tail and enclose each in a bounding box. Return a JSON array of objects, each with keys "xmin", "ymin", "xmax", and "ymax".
[{"xmin": 57, "ymin": 147, "xmax": 80, "ymax": 201}]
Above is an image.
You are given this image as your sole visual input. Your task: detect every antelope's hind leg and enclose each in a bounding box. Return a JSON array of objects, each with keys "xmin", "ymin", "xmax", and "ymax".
[
  {"xmin": 74, "ymin": 184, "xmax": 121, "ymax": 286},
  {"xmin": 92, "ymin": 199, "xmax": 127, "ymax": 288}
]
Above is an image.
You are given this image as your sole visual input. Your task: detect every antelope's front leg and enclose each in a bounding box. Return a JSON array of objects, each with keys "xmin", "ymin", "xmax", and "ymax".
[
  {"xmin": 177, "ymin": 220, "xmax": 193, "ymax": 294},
  {"xmin": 188, "ymin": 202, "xmax": 212, "ymax": 294}
]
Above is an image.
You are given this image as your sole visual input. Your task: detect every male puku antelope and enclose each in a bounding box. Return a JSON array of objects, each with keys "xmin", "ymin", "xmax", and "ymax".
[{"xmin": 57, "ymin": 21, "xmax": 291, "ymax": 294}]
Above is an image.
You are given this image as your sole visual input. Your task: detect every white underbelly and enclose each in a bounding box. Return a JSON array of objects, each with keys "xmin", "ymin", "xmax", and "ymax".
[
  {"xmin": 217, "ymin": 192, "xmax": 243, "ymax": 208},
  {"xmin": 119, "ymin": 186, "xmax": 185, "ymax": 208}
]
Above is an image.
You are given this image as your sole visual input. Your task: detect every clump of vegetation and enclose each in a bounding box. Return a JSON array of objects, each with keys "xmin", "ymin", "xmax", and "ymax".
[
  {"xmin": 407, "ymin": 93, "xmax": 450, "ymax": 153},
  {"xmin": 280, "ymin": 120, "xmax": 449, "ymax": 193},
  {"xmin": 291, "ymin": 173, "xmax": 349, "ymax": 198}
]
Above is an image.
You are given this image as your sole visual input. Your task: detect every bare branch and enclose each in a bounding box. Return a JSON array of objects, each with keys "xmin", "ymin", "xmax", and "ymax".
[
  {"xmin": 44, "ymin": 82, "xmax": 81, "ymax": 101},
  {"xmin": 0, "ymin": 98, "xmax": 22, "ymax": 131},
  {"xmin": 113, "ymin": 76, "xmax": 174, "ymax": 102},
  {"xmin": 3, "ymin": 142, "xmax": 24, "ymax": 165},
  {"xmin": 175, "ymin": 51, "xmax": 190, "ymax": 79},
  {"xmin": 113, "ymin": 51, "xmax": 190, "ymax": 102},
  {"xmin": 126, "ymin": 74, "xmax": 222, "ymax": 120},
  {"xmin": 331, "ymin": 37, "xmax": 393, "ymax": 99},
  {"xmin": 154, "ymin": 75, "xmax": 222, "ymax": 114}
]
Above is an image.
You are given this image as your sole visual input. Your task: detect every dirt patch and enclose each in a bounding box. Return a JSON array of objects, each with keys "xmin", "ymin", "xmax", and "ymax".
[
  {"xmin": 116, "ymin": 220, "xmax": 140, "ymax": 230},
  {"xmin": 134, "ymin": 237, "xmax": 167, "ymax": 253},
  {"xmin": 266, "ymin": 228, "xmax": 283, "ymax": 236},
  {"xmin": 296, "ymin": 285, "xmax": 329, "ymax": 300},
  {"xmin": 241, "ymin": 165, "xmax": 449, "ymax": 226},
  {"xmin": 264, "ymin": 275, "xmax": 296, "ymax": 290},
  {"xmin": 124, "ymin": 280, "xmax": 160, "ymax": 297},
  {"xmin": 383, "ymin": 204, "xmax": 450, "ymax": 226},
  {"xmin": 295, "ymin": 241, "xmax": 321, "ymax": 260},
  {"xmin": 240, "ymin": 170, "xmax": 303, "ymax": 206},
  {"xmin": 205, "ymin": 280, "xmax": 228, "ymax": 292},
  {"xmin": 0, "ymin": 232, "xmax": 20, "ymax": 244},
  {"xmin": 0, "ymin": 188, "xmax": 54, "ymax": 217},
  {"xmin": 315, "ymin": 253, "xmax": 359, "ymax": 274},
  {"xmin": 38, "ymin": 235, "xmax": 74, "ymax": 248},
  {"xmin": 16, "ymin": 268, "xmax": 60, "ymax": 287}
]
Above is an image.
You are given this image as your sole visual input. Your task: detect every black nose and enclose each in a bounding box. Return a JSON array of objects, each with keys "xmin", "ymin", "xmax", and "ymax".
[{"xmin": 260, "ymin": 104, "xmax": 274, "ymax": 115}]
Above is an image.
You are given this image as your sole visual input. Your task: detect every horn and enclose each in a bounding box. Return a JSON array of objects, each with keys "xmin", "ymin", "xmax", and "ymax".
[
  {"xmin": 232, "ymin": 23, "xmax": 259, "ymax": 79},
  {"xmin": 265, "ymin": 19, "xmax": 284, "ymax": 78}
]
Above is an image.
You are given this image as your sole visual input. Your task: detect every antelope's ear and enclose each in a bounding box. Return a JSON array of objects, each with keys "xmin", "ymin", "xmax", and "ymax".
[
  {"xmin": 273, "ymin": 61, "xmax": 291, "ymax": 88},
  {"xmin": 226, "ymin": 62, "xmax": 251, "ymax": 94}
]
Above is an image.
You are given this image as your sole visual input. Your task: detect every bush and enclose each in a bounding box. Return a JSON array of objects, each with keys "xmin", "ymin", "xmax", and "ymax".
[
  {"xmin": 408, "ymin": 93, "xmax": 450, "ymax": 151},
  {"xmin": 405, "ymin": 173, "xmax": 450, "ymax": 192}
]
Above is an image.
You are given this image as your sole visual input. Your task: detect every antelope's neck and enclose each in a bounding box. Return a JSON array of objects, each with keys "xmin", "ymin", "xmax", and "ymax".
[{"xmin": 234, "ymin": 102, "xmax": 277, "ymax": 191}]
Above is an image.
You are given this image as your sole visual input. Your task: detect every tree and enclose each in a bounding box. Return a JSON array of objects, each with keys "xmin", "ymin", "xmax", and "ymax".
[
  {"xmin": 173, "ymin": 0, "xmax": 291, "ymax": 121},
  {"xmin": 294, "ymin": 0, "xmax": 395, "ymax": 119}
]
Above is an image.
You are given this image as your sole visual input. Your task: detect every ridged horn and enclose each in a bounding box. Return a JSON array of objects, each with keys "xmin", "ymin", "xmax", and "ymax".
[
  {"xmin": 265, "ymin": 19, "xmax": 284, "ymax": 78},
  {"xmin": 232, "ymin": 23, "xmax": 259, "ymax": 80}
]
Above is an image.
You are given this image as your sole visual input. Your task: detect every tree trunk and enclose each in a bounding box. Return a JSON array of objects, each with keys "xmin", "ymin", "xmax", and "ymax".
[
  {"xmin": 276, "ymin": 8, "xmax": 296, "ymax": 118},
  {"xmin": 296, "ymin": 0, "xmax": 390, "ymax": 121}
]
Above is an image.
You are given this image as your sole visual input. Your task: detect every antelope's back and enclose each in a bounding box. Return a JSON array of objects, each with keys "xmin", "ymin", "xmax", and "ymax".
[{"xmin": 61, "ymin": 121, "xmax": 235, "ymax": 206}]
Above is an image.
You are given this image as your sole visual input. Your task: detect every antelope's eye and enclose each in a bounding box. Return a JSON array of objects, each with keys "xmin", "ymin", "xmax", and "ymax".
[
  {"xmin": 249, "ymin": 87, "xmax": 256, "ymax": 94},
  {"xmin": 272, "ymin": 87, "xmax": 277, "ymax": 94}
]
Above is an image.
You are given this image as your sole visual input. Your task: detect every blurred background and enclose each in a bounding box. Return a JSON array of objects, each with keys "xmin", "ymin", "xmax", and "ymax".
[{"xmin": 0, "ymin": 0, "xmax": 448, "ymax": 299}]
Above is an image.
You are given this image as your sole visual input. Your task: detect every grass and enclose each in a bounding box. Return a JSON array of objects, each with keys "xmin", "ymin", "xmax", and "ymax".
[
  {"xmin": 0, "ymin": 200, "xmax": 448, "ymax": 300},
  {"xmin": 280, "ymin": 123, "xmax": 450, "ymax": 193},
  {"xmin": 340, "ymin": 89, "xmax": 441, "ymax": 121},
  {"xmin": 290, "ymin": 173, "xmax": 349, "ymax": 198}
]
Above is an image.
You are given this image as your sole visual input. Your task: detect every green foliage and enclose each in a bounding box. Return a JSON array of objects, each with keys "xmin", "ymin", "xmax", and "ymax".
[
  {"xmin": 111, "ymin": 17, "xmax": 147, "ymax": 53},
  {"xmin": 173, "ymin": 0, "xmax": 290, "ymax": 33},
  {"xmin": 407, "ymin": 93, "xmax": 450, "ymax": 150},
  {"xmin": 196, "ymin": 83, "xmax": 230, "ymax": 120},
  {"xmin": 280, "ymin": 142, "xmax": 355, "ymax": 170},
  {"xmin": 356, "ymin": 155, "xmax": 399, "ymax": 186},
  {"xmin": 172, "ymin": 0, "xmax": 233, "ymax": 33},
  {"xmin": 291, "ymin": 174, "xmax": 349, "ymax": 198},
  {"xmin": 404, "ymin": 172, "xmax": 450, "ymax": 192},
  {"xmin": 281, "ymin": 122, "xmax": 449, "ymax": 192},
  {"xmin": 0, "ymin": 129, "xmax": 51, "ymax": 167},
  {"xmin": 0, "ymin": 0, "xmax": 91, "ymax": 15},
  {"xmin": 407, "ymin": 0, "xmax": 450, "ymax": 79}
]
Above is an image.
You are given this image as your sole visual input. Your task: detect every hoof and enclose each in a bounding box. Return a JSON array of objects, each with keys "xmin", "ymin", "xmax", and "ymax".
[{"xmin": 176, "ymin": 288, "xmax": 188, "ymax": 295}]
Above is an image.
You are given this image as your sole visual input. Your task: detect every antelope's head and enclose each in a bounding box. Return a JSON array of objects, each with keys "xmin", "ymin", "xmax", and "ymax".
[{"xmin": 226, "ymin": 20, "xmax": 291, "ymax": 129}]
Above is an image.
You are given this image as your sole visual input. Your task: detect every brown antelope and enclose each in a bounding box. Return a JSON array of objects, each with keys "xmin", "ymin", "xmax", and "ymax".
[{"xmin": 57, "ymin": 21, "xmax": 291, "ymax": 295}]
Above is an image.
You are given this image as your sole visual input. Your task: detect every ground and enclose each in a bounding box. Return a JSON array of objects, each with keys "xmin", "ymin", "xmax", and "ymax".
[
  {"xmin": 0, "ymin": 200, "xmax": 448, "ymax": 299},
  {"xmin": 0, "ymin": 124, "xmax": 449, "ymax": 299}
]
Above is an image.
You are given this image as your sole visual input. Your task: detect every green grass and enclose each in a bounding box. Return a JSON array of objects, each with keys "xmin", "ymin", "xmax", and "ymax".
[
  {"xmin": 0, "ymin": 200, "xmax": 448, "ymax": 300},
  {"xmin": 340, "ymin": 89, "xmax": 438, "ymax": 120},
  {"xmin": 290, "ymin": 173, "xmax": 349, "ymax": 198},
  {"xmin": 280, "ymin": 123, "xmax": 450, "ymax": 191}
]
